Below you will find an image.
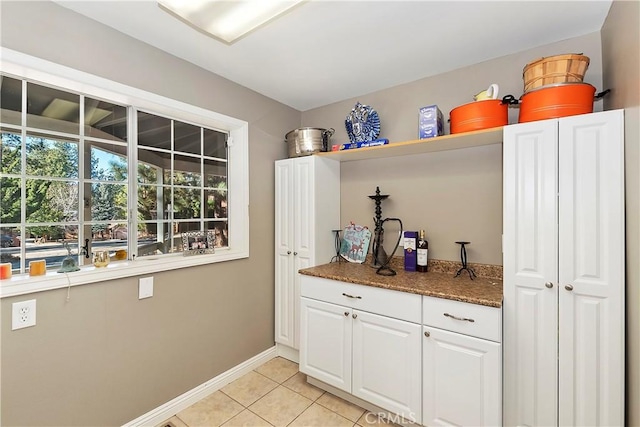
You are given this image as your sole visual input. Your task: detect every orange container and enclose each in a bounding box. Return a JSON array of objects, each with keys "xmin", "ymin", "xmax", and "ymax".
[
  {"xmin": 29, "ymin": 260, "xmax": 46, "ymax": 276},
  {"xmin": 0, "ymin": 263, "xmax": 12, "ymax": 280},
  {"xmin": 518, "ymin": 83, "xmax": 595, "ymax": 123},
  {"xmin": 450, "ymin": 100, "xmax": 508, "ymax": 134}
]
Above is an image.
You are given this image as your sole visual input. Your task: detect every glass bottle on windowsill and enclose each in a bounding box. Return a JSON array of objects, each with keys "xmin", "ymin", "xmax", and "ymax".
[{"xmin": 417, "ymin": 229, "xmax": 429, "ymax": 272}]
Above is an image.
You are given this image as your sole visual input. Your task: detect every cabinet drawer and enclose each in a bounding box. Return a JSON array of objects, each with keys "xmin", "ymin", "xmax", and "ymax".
[
  {"xmin": 423, "ymin": 296, "xmax": 501, "ymax": 342},
  {"xmin": 300, "ymin": 275, "xmax": 421, "ymax": 323}
]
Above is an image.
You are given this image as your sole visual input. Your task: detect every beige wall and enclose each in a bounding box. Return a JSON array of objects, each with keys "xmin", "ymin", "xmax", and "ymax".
[
  {"xmin": 302, "ymin": 32, "xmax": 603, "ymax": 265},
  {"xmin": 0, "ymin": 2, "xmax": 299, "ymax": 426},
  {"xmin": 602, "ymin": 1, "xmax": 640, "ymax": 424}
]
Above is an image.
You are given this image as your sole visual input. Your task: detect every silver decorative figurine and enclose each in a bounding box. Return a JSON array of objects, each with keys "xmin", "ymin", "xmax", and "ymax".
[{"xmin": 57, "ymin": 242, "xmax": 80, "ymax": 273}]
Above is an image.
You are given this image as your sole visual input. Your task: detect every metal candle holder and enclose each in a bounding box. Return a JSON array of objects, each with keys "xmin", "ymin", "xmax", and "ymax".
[
  {"xmin": 331, "ymin": 229, "xmax": 343, "ymax": 263},
  {"xmin": 454, "ymin": 241, "xmax": 477, "ymax": 280}
]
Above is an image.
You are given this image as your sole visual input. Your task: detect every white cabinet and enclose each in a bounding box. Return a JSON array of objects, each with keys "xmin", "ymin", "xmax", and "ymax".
[
  {"xmin": 300, "ymin": 275, "xmax": 422, "ymax": 423},
  {"xmin": 503, "ymin": 110, "xmax": 625, "ymax": 426},
  {"xmin": 422, "ymin": 297, "xmax": 502, "ymax": 426},
  {"xmin": 299, "ymin": 297, "xmax": 352, "ymax": 391},
  {"xmin": 352, "ymin": 309, "xmax": 422, "ymax": 420},
  {"xmin": 275, "ymin": 156, "xmax": 340, "ymax": 352}
]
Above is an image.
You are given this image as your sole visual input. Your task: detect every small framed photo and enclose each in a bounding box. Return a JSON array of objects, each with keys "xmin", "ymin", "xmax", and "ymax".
[{"xmin": 181, "ymin": 231, "xmax": 215, "ymax": 256}]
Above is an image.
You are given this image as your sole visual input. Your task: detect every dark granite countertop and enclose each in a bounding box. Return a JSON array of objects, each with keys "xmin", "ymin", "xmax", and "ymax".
[{"xmin": 299, "ymin": 259, "xmax": 503, "ymax": 308}]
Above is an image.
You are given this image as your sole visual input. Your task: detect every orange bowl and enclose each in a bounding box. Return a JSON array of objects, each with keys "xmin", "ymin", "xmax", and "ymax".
[
  {"xmin": 450, "ymin": 100, "xmax": 508, "ymax": 134},
  {"xmin": 518, "ymin": 83, "xmax": 595, "ymax": 123}
]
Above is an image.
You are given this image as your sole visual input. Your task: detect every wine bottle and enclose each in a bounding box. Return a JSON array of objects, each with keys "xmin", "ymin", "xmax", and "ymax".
[{"xmin": 417, "ymin": 229, "xmax": 428, "ymax": 272}]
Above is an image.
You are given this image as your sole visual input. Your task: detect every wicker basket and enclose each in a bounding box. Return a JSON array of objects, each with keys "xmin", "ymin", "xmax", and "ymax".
[{"xmin": 523, "ymin": 54, "xmax": 590, "ymax": 93}]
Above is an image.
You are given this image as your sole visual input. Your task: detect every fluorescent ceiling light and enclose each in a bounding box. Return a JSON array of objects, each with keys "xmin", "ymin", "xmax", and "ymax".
[{"xmin": 158, "ymin": 0, "xmax": 304, "ymax": 44}]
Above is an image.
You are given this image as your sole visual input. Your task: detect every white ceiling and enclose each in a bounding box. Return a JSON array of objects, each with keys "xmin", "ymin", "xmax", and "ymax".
[{"xmin": 53, "ymin": 0, "xmax": 612, "ymax": 112}]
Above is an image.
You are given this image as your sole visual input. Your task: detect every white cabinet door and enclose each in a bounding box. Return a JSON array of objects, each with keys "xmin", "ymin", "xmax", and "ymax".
[
  {"xmin": 423, "ymin": 327, "xmax": 501, "ymax": 427},
  {"xmin": 275, "ymin": 157, "xmax": 340, "ymax": 352},
  {"xmin": 299, "ymin": 297, "xmax": 352, "ymax": 392},
  {"xmin": 275, "ymin": 159, "xmax": 295, "ymax": 348},
  {"xmin": 293, "ymin": 157, "xmax": 315, "ymax": 350},
  {"xmin": 558, "ymin": 110, "xmax": 625, "ymax": 426},
  {"xmin": 293, "ymin": 156, "xmax": 314, "ymax": 270},
  {"xmin": 352, "ymin": 310, "xmax": 422, "ymax": 424},
  {"xmin": 503, "ymin": 119, "xmax": 559, "ymax": 427}
]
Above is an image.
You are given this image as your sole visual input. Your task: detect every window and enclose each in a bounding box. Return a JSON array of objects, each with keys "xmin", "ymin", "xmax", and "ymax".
[
  {"xmin": 135, "ymin": 111, "xmax": 228, "ymax": 257},
  {"xmin": 0, "ymin": 49, "xmax": 248, "ymax": 287}
]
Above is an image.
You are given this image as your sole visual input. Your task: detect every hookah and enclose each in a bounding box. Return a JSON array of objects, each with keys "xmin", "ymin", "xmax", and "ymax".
[{"xmin": 368, "ymin": 186, "xmax": 403, "ymax": 276}]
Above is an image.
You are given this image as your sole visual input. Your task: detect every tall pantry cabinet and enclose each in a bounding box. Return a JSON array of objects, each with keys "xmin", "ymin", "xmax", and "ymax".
[
  {"xmin": 275, "ymin": 155, "xmax": 340, "ymax": 359},
  {"xmin": 503, "ymin": 110, "xmax": 625, "ymax": 426}
]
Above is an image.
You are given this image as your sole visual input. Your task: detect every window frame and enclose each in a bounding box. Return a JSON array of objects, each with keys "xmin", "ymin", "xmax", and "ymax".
[{"xmin": 0, "ymin": 48, "xmax": 249, "ymax": 298}]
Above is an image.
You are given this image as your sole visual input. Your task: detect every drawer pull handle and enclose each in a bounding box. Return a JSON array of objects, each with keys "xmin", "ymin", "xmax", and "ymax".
[
  {"xmin": 444, "ymin": 313, "xmax": 475, "ymax": 323},
  {"xmin": 342, "ymin": 293, "xmax": 362, "ymax": 299}
]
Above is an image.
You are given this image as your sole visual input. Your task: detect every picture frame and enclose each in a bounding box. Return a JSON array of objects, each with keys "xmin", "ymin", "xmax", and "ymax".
[
  {"xmin": 181, "ymin": 230, "xmax": 215, "ymax": 256},
  {"xmin": 339, "ymin": 222, "xmax": 371, "ymax": 263}
]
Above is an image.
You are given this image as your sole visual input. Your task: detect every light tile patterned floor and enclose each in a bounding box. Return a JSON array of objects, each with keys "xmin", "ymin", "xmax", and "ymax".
[{"xmin": 158, "ymin": 357, "xmax": 399, "ymax": 427}]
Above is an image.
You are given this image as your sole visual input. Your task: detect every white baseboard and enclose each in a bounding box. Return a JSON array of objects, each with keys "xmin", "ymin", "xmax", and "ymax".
[
  {"xmin": 123, "ymin": 346, "xmax": 277, "ymax": 427},
  {"xmin": 275, "ymin": 343, "xmax": 299, "ymax": 363},
  {"xmin": 306, "ymin": 377, "xmax": 419, "ymax": 427}
]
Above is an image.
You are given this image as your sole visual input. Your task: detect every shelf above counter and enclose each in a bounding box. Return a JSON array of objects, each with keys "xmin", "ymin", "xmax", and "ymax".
[{"xmin": 317, "ymin": 126, "xmax": 503, "ymax": 162}]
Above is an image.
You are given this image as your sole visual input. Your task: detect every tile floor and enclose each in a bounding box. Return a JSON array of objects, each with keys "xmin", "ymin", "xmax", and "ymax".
[{"xmin": 158, "ymin": 357, "xmax": 400, "ymax": 427}]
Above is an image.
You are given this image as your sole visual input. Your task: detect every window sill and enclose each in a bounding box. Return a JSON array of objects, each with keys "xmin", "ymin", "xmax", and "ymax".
[{"xmin": 0, "ymin": 248, "xmax": 248, "ymax": 299}]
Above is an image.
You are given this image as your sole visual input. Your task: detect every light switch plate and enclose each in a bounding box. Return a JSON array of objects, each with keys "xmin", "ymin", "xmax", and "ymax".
[{"xmin": 139, "ymin": 277, "xmax": 153, "ymax": 299}]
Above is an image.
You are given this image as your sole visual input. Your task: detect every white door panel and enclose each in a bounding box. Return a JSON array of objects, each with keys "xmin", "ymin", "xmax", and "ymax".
[
  {"xmin": 353, "ymin": 311, "xmax": 421, "ymax": 423},
  {"xmin": 299, "ymin": 297, "xmax": 351, "ymax": 392},
  {"xmin": 423, "ymin": 327, "xmax": 501, "ymax": 426},
  {"xmin": 503, "ymin": 119, "xmax": 558, "ymax": 427},
  {"xmin": 275, "ymin": 159, "xmax": 295, "ymax": 347},
  {"xmin": 558, "ymin": 111, "xmax": 625, "ymax": 426}
]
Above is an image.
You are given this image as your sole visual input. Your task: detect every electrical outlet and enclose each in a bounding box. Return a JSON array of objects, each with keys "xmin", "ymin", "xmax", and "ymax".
[{"xmin": 12, "ymin": 299, "xmax": 36, "ymax": 330}]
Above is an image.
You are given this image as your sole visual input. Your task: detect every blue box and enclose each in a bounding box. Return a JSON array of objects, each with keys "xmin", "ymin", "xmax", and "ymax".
[
  {"xmin": 403, "ymin": 231, "xmax": 418, "ymax": 271},
  {"xmin": 419, "ymin": 105, "xmax": 444, "ymax": 139},
  {"xmin": 335, "ymin": 138, "xmax": 389, "ymax": 151}
]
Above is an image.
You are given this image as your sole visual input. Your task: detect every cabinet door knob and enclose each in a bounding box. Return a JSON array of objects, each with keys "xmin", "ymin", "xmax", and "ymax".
[
  {"xmin": 352, "ymin": 313, "xmax": 357, "ymax": 319},
  {"xmin": 545, "ymin": 282, "xmax": 554, "ymax": 288},
  {"xmin": 287, "ymin": 251, "xmax": 291, "ymax": 255},
  {"xmin": 565, "ymin": 284, "xmax": 574, "ymax": 291},
  {"xmin": 344, "ymin": 312, "xmax": 349, "ymax": 317},
  {"xmin": 424, "ymin": 331, "xmax": 430, "ymax": 337},
  {"xmin": 293, "ymin": 252, "xmax": 298, "ymax": 256}
]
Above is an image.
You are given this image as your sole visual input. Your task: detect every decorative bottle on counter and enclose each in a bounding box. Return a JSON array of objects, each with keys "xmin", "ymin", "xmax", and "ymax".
[{"xmin": 417, "ymin": 229, "xmax": 429, "ymax": 272}]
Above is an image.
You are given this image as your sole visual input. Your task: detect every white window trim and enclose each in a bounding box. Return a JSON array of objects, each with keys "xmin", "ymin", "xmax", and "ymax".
[{"xmin": 0, "ymin": 48, "xmax": 249, "ymax": 299}]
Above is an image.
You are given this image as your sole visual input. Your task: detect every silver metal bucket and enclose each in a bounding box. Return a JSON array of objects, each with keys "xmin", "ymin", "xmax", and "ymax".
[{"xmin": 285, "ymin": 127, "xmax": 334, "ymax": 158}]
